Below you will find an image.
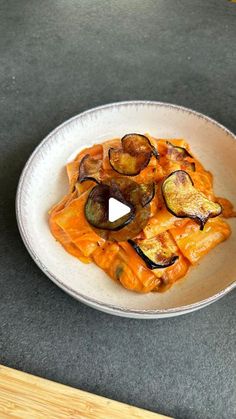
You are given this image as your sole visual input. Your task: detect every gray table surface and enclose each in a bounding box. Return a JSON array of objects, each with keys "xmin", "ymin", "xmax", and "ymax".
[{"xmin": 1, "ymin": 1, "xmax": 236, "ymax": 418}]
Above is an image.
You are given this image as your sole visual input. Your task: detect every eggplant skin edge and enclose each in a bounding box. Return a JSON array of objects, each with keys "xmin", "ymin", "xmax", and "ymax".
[
  {"xmin": 161, "ymin": 170, "xmax": 222, "ymax": 230},
  {"xmin": 141, "ymin": 183, "xmax": 155, "ymax": 207},
  {"xmin": 128, "ymin": 239, "xmax": 179, "ymax": 270},
  {"xmin": 78, "ymin": 154, "xmax": 101, "ymax": 184},
  {"xmin": 80, "ymin": 176, "xmax": 100, "ymax": 184},
  {"xmin": 166, "ymin": 141, "xmax": 193, "ymax": 159}
]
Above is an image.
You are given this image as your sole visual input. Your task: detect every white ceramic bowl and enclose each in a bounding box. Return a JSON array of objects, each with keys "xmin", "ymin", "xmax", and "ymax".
[{"xmin": 16, "ymin": 101, "xmax": 236, "ymax": 318}]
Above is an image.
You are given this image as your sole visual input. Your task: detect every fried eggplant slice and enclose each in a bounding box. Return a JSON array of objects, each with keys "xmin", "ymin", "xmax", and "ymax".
[
  {"xmin": 84, "ymin": 177, "xmax": 154, "ymax": 240},
  {"xmin": 78, "ymin": 154, "xmax": 102, "ymax": 184},
  {"xmin": 166, "ymin": 141, "xmax": 192, "ymax": 160},
  {"xmin": 122, "ymin": 134, "xmax": 158, "ymax": 158},
  {"xmin": 138, "ymin": 183, "xmax": 155, "ymax": 206},
  {"xmin": 166, "ymin": 142, "xmax": 195, "ymax": 171},
  {"xmin": 85, "ymin": 184, "xmax": 134, "ymax": 231},
  {"xmin": 128, "ymin": 232, "xmax": 179, "ymax": 269},
  {"xmin": 162, "ymin": 170, "xmax": 222, "ymax": 230},
  {"xmin": 109, "ymin": 177, "xmax": 155, "ymax": 208},
  {"xmin": 108, "ymin": 133, "xmax": 158, "ymax": 176}
]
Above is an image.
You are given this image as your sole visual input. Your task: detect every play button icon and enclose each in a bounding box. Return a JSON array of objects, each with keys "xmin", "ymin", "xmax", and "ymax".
[
  {"xmin": 108, "ymin": 197, "xmax": 131, "ymax": 222},
  {"xmin": 86, "ymin": 177, "xmax": 151, "ymax": 242}
]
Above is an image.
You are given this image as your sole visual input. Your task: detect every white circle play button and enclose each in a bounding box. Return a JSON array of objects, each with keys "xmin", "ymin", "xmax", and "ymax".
[
  {"xmin": 85, "ymin": 177, "xmax": 151, "ymax": 241},
  {"xmin": 108, "ymin": 197, "xmax": 131, "ymax": 222}
]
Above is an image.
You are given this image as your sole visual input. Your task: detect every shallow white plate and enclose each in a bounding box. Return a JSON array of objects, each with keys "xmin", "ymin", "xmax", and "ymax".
[{"xmin": 16, "ymin": 101, "xmax": 236, "ymax": 318}]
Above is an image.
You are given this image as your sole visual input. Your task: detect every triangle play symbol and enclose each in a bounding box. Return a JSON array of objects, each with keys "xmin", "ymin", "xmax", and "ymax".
[{"xmin": 108, "ymin": 197, "xmax": 131, "ymax": 222}]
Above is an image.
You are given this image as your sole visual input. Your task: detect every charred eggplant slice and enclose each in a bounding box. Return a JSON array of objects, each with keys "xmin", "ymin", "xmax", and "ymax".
[
  {"xmin": 79, "ymin": 154, "xmax": 102, "ymax": 184},
  {"xmin": 166, "ymin": 141, "xmax": 192, "ymax": 160},
  {"xmin": 138, "ymin": 183, "xmax": 155, "ymax": 207},
  {"xmin": 85, "ymin": 183, "xmax": 134, "ymax": 231},
  {"xmin": 122, "ymin": 134, "xmax": 158, "ymax": 158},
  {"xmin": 128, "ymin": 232, "xmax": 179, "ymax": 269},
  {"xmin": 166, "ymin": 142, "xmax": 195, "ymax": 172},
  {"xmin": 109, "ymin": 134, "xmax": 158, "ymax": 176},
  {"xmin": 84, "ymin": 177, "xmax": 154, "ymax": 240},
  {"xmin": 110, "ymin": 177, "xmax": 155, "ymax": 208},
  {"xmin": 162, "ymin": 170, "xmax": 222, "ymax": 230}
]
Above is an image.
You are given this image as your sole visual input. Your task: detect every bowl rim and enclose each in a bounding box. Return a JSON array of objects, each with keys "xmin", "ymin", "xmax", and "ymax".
[{"xmin": 16, "ymin": 100, "xmax": 236, "ymax": 318}]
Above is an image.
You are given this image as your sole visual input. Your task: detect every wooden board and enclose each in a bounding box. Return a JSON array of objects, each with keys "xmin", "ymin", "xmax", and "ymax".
[{"xmin": 0, "ymin": 365, "xmax": 172, "ymax": 418}]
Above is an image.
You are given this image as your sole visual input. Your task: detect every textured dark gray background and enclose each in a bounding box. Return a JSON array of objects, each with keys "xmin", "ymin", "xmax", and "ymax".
[{"xmin": 0, "ymin": 1, "xmax": 236, "ymax": 418}]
